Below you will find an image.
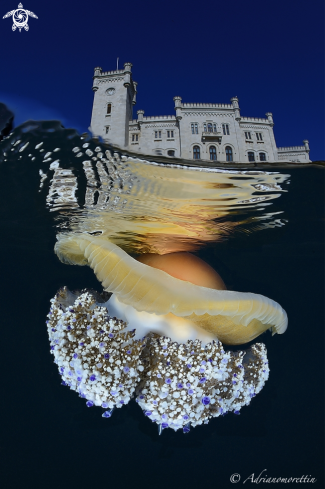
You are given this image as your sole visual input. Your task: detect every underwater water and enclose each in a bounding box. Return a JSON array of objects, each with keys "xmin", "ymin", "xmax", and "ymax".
[{"xmin": 0, "ymin": 120, "xmax": 324, "ymax": 488}]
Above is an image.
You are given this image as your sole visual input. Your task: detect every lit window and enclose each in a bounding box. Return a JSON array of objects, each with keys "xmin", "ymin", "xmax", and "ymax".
[
  {"xmin": 259, "ymin": 152, "xmax": 266, "ymax": 161},
  {"xmin": 245, "ymin": 131, "xmax": 252, "ymax": 140},
  {"xmin": 225, "ymin": 146, "xmax": 233, "ymax": 162},
  {"xmin": 193, "ymin": 146, "xmax": 200, "ymax": 159},
  {"xmin": 256, "ymin": 132, "xmax": 263, "ymax": 141},
  {"xmin": 105, "ymin": 126, "xmax": 109, "ymax": 134},
  {"xmin": 248, "ymin": 152, "xmax": 255, "ymax": 162},
  {"xmin": 209, "ymin": 146, "xmax": 217, "ymax": 160},
  {"xmin": 222, "ymin": 124, "xmax": 230, "ymax": 135},
  {"xmin": 107, "ymin": 104, "xmax": 112, "ymax": 115},
  {"xmin": 167, "ymin": 150, "xmax": 175, "ymax": 157}
]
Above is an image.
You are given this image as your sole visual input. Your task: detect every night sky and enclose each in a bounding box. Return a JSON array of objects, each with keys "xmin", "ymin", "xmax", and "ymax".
[{"xmin": 0, "ymin": 0, "xmax": 324, "ymax": 160}]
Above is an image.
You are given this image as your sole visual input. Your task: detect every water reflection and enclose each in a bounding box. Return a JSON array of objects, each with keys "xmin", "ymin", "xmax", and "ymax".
[{"xmin": 43, "ymin": 141, "xmax": 289, "ymax": 254}]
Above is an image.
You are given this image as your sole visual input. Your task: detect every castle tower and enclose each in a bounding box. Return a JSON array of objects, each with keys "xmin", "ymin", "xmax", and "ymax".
[{"xmin": 90, "ymin": 63, "xmax": 136, "ymax": 148}]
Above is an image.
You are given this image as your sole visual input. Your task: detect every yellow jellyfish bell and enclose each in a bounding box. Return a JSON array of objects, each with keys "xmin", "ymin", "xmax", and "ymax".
[{"xmin": 55, "ymin": 234, "xmax": 288, "ymax": 345}]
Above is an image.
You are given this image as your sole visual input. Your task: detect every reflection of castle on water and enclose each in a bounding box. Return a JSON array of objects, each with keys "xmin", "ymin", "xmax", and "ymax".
[{"xmin": 90, "ymin": 63, "xmax": 310, "ymax": 164}]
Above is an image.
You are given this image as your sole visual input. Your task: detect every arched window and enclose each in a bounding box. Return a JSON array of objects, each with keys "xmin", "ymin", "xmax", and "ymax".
[
  {"xmin": 193, "ymin": 146, "xmax": 200, "ymax": 159},
  {"xmin": 209, "ymin": 146, "xmax": 217, "ymax": 160},
  {"xmin": 259, "ymin": 152, "xmax": 266, "ymax": 161},
  {"xmin": 107, "ymin": 103, "xmax": 112, "ymax": 115},
  {"xmin": 248, "ymin": 152, "xmax": 255, "ymax": 162},
  {"xmin": 225, "ymin": 146, "xmax": 233, "ymax": 162},
  {"xmin": 167, "ymin": 150, "xmax": 175, "ymax": 157},
  {"xmin": 207, "ymin": 123, "xmax": 213, "ymax": 133}
]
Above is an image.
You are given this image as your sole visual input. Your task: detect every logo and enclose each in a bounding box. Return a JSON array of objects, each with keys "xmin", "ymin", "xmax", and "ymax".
[{"xmin": 3, "ymin": 3, "xmax": 38, "ymax": 32}]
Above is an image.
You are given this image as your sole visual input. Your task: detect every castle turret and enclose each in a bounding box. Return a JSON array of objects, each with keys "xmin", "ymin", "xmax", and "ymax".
[
  {"xmin": 303, "ymin": 139, "xmax": 310, "ymax": 152},
  {"xmin": 90, "ymin": 62, "xmax": 137, "ymax": 148},
  {"xmin": 231, "ymin": 97, "xmax": 241, "ymax": 120},
  {"xmin": 123, "ymin": 62, "xmax": 132, "ymax": 87},
  {"xmin": 266, "ymin": 112, "xmax": 274, "ymax": 126},
  {"xmin": 173, "ymin": 96, "xmax": 182, "ymax": 120},
  {"xmin": 137, "ymin": 109, "xmax": 144, "ymax": 122}
]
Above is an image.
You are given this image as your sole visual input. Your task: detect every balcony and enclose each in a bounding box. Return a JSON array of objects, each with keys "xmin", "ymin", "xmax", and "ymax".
[{"xmin": 201, "ymin": 131, "xmax": 222, "ymax": 143}]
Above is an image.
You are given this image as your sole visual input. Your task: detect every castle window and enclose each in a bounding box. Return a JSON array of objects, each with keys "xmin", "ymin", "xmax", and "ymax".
[
  {"xmin": 155, "ymin": 149, "xmax": 163, "ymax": 155},
  {"xmin": 193, "ymin": 146, "xmax": 200, "ymax": 160},
  {"xmin": 191, "ymin": 123, "xmax": 198, "ymax": 134},
  {"xmin": 213, "ymin": 124, "xmax": 217, "ymax": 132},
  {"xmin": 225, "ymin": 146, "xmax": 233, "ymax": 162},
  {"xmin": 167, "ymin": 150, "xmax": 175, "ymax": 157},
  {"xmin": 132, "ymin": 134, "xmax": 139, "ymax": 142},
  {"xmin": 107, "ymin": 103, "xmax": 112, "ymax": 115},
  {"xmin": 259, "ymin": 152, "xmax": 266, "ymax": 161},
  {"xmin": 105, "ymin": 126, "xmax": 110, "ymax": 134},
  {"xmin": 256, "ymin": 132, "xmax": 263, "ymax": 141},
  {"xmin": 155, "ymin": 131, "xmax": 162, "ymax": 139},
  {"xmin": 222, "ymin": 124, "xmax": 230, "ymax": 135},
  {"xmin": 207, "ymin": 123, "xmax": 213, "ymax": 133},
  {"xmin": 203, "ymin": 123, "xmax": 207, "ymax": 132},
  {"xmin": 167, "ymin": 130, "xmax": 174, "ymax": 138},
  {"xmin": 248, "ymin": 152, "xmax": 255, "ymax": 162},
  {"xmin": 245, "ymin": 131, "xmax": 252, "ymax": 140},
  {"xmin": 209, "ymin": 146, "xmax": 217, "ymax": 161}
]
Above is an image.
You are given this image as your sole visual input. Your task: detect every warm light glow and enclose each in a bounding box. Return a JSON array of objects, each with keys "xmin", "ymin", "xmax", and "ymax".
[{"xmin": 136, "ymin": 252, "xmax": 227, "ymax": 290}]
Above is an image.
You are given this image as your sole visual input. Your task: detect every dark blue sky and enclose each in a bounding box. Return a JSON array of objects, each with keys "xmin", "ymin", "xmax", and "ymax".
[{"xmin": 1, "ymin": 0, "xmax": 324, "ymax": 160}]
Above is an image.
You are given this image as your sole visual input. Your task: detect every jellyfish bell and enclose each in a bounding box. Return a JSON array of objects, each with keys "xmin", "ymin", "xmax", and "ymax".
[
  {"xmin": 54, "ymin": 233, "xmax": 288, "ymax": 345},
  {"xmin": 136, "ymin": 252, "xmax": 227, "ymax": 291}
]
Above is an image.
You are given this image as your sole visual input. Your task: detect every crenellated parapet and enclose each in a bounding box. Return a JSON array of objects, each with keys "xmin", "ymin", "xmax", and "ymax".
[
  {"xmin": 278, "ymin": 145, "xmax": 307, "ymax": 151},
  {"xmin": 240, "ymin": 117, "xmax": 269, "ymax": 123},
  {"xmin": 182, "ymin": 103, "xmax": 232, "ymax": 109}
]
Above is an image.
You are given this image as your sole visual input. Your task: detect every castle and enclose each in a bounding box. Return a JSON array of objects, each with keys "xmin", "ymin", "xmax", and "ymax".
[{"xmin": 90, "ymin": 63, "xmax": 310, "ymax": 164}]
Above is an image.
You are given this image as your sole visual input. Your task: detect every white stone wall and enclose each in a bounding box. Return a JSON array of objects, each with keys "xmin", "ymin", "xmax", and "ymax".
[
  {"xmin": 238, "ymin": 121, "xmax": 278, "ymax": 162},
  {"xmin": 129, "ymin": 117, "xmax": 179, "ymax": 157},
  {"xmin": 277, "ymin": 145, "xmax": 311, "ymax": 163}
]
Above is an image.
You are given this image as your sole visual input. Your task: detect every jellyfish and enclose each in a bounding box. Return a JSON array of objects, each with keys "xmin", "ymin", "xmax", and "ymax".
[
  {"xmin": 54, "ymin": 233, "xmax": 288, "ymax": 345},
  {"xmin": 49, "ymin": 232, "xmax": 287, "ymax": 432},
  {"xmin": 47, "ymin": 287, "xmax": 270, "ymax": 432}
]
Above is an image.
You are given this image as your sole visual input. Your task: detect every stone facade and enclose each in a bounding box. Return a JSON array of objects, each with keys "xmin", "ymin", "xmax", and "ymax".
[{"xmin": 90, "ymin": 63, "xmax": 310, "ymax": 163}]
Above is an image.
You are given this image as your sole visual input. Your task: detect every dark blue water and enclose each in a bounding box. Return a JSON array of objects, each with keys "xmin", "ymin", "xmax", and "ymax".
[{"xmin": 0, "ymin": 120, "xmax": 324, "ymax": 488}]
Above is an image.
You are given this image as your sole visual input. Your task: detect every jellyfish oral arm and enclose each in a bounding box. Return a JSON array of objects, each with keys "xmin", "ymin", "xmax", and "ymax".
[{"xmin": 105, "ymin": 294, "xmax": 216, "ymax": 344}]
